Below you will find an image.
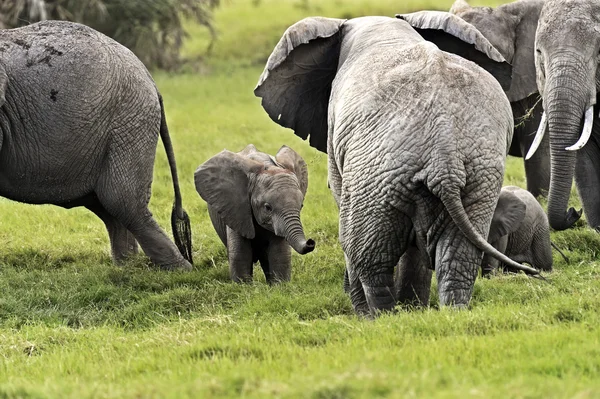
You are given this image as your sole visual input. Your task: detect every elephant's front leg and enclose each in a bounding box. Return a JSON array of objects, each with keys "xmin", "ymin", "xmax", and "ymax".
[
  {"xmin": 258, "ymin": 236, "xmax": 292, "ymax": 283},
  {"xmin": 394, "ymin": 245, "xmax": 432, "ymax": 307},
  {"xmin": 481, "ymin": 236, "xmax": 507, "ymax": 276},
  {"xmin": 575, "ymin": 139, "xmax": 600, "ymax": 229},
  {"xmin": 226, "ymin": 227, "xmax": 254, "ymax": 283}
]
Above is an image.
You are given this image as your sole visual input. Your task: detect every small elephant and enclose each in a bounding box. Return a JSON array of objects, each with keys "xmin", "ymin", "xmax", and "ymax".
[
  {"xmin": 195, "ymin": 144, "xmax": 315, "ymax": 283},
  {"xmin": 482, "ymin": 186, "xmax": 553, "ymax": 275}
]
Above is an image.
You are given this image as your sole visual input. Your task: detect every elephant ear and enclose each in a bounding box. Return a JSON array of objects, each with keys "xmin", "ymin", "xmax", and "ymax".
[
  {"xmin": 194, "ymin": 150, "xmax": 262, "ymax": 239},
  {"xmin": 275, "ymin": 145, "xmax": 308, "ymax": 196},
  {"xmin": 396, "ymin": 11, "xmax": 512, "ymax": 91},
  {"xmin": 254, "ymin": 17, "xmax": 346, "ymax": 153},
  {"xmin": 488, "ymin": 190, "xmax": 527, "ymax": 243},
  {"xmin": 500, "ymin": 0, "xmax": 543, "ymax": 102}
]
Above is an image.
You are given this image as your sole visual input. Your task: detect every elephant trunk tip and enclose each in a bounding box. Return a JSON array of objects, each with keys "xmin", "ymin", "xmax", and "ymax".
[
  {"xmin": 548, "ymin": 207, "xmax": 582, "ymax": 231},
  {"xmin": 293, "ymin": 238, "xmax": 315, "ymax": 255}
]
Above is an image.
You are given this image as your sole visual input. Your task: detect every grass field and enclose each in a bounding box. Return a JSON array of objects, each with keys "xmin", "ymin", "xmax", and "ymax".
[{"xmin": 1, "ymin": 0, "xmax": 600, "ymax": 397}]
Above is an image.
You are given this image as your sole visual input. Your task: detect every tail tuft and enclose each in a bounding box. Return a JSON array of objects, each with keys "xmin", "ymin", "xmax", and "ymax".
[{"xmin": 172, "ymin": 204, "xmax": 193, "ymax": 264}]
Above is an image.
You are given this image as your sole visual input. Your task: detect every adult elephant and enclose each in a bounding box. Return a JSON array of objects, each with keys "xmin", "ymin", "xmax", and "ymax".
[
  {"xmin": 255, "ymin": 12, "xmax": 540, "ymax": 316},
  {"xmin": 0, "ymin": 21, "xmax": 193, "ymax": 269},
  {"xmin": 527, "ymin": 0, "xmax": 599, "ymax": 231},
  {"xmin": 450, "ymin": 0, "xmax": 550, "ymax": 198}
]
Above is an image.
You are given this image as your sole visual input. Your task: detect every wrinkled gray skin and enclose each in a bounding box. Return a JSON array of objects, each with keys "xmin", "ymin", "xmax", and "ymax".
[
  {"xmin": 451, "ymin": 0, "xmax": 550, "ymax": 198},
  {"xmin": 194, "ymin": 144, "xmax": 314, "ymax": 283},
  {"xmin": 482, "ymin": 186, "xmax": 553, "ymax": 275},
  {"xmin": 0, "ymin": 21, "xmax": 193, "ymax": 270},
  {"xmin": 533, "ymin": 0, "xmax": 600, "ymax": 231},
  {"xmin": 255, "ymin": 13, "xmax": 541, "ymax": 316}
]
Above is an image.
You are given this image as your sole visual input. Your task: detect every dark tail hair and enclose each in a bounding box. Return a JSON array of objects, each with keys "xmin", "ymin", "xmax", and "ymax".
[{"xmin": 159, "ymin": 94, "xmax": 193, "ymax": 264}]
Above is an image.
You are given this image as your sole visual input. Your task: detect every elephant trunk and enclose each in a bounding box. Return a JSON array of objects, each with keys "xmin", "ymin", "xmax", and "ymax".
[
  {"xmin": 279, "ymin": 212, "xmax": 315, "ymax": 255},
  {"xmin": 544, "ymin": 57, "xmax": 591, "ymax": 230}
]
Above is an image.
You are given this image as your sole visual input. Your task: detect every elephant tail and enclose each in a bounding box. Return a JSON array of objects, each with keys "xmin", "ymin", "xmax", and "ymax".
[
  {"xmin": 159, "ymin": 93, "xmax": 193, "ymax": 264},
  {"xmin": 439, "ymin": 186, "xmax": 543, "ymax": 278}
]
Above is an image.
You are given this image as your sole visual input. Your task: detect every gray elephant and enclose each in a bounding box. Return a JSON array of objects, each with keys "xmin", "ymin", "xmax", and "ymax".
[
  {"xmin": 194, "ymin": 144, "xmax": 315, "ymax": 283},
  {"xmin": 255, "ymin": 12, "xmax": 540, "ymax": 316},
  {"xmin": 450, "ymin": 0, "xmax": 550, "ymax": 198},
  {"xmin": 0, "ymin": 21, "xmax": 192, "ymax": 269},
  {"xmin": 482, "ymin": 186, "xmax": 553, "ymax": 275},
  {"xmin": 526, "ymin": 0, "xmax": 600, "ymax": 231}
]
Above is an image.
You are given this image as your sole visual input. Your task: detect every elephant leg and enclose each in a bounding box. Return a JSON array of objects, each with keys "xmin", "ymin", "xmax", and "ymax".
[
  {"xmin": 574, "ymin": 141, "xmax": 600, "ymax": 229},
  {"xmin": 394, "ymin": 245, "xmax": 432, "ymax": 307},
  {"xmin": 345, "ymin": 255, "xmax": 370, "ymax": 317},
  {"xmin": 341, "ymin": 211, "xmax": 407, "ymax": 317},
  {"xmin": 481, "ymin": 236, "xmax": 507, "ymax": 277},
  {"xmin": 258, "ymin": 236, "xmax": 292, "ymax": 283},
  {"xmin": 95, "ymin": 151, "xmax": 191, "ymax": 270},
  {"xmin": 85, "ymin": 198, "xmax": 138, "ymax": 263},
  {"xmin": 435, "ymin": 226, "xmax": 482, "ymax": 308},
  {"xmin": 227, "ymin": 227, "xmax": 254, "ymax": 283}
]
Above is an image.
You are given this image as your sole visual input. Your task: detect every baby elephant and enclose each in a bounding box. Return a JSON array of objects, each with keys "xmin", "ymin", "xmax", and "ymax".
[
  {"xmin": 195, "ymin": 144, "xmax": 315, "ymax": 283},
  {"xmin": 483, "ymin": 186, "xmax": 554, "ymax": 275}
]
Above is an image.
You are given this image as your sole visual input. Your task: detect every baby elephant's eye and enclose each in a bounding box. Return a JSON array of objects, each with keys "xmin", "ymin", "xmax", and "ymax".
[{"xmin": 264, "ymin": 203, "xmax": 273, "ymax": 212}]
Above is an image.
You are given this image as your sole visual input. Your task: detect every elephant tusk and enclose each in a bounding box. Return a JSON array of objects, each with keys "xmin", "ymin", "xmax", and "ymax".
[
  {"xmin": 566, "ymin": 106, "xmax": 594, "ymax": 151},
  {"xmin": 525, "ymin": 111, "xmax": 547, "ymax": 160}
]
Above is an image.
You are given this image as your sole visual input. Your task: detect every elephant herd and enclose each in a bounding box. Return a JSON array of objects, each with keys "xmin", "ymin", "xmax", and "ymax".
[{"xmin": 0, "ymin": 0, "xmax": 597, "ymax": 317}]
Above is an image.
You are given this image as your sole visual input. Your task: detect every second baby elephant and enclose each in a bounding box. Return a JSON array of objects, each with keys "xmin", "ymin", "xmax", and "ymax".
[
  {"xmin": 483, "ymin": 186, "xmax": 553, "ymax": 275},
  {"xmin": 195, "ymin": 145, "xmax": 315, "ymax": 283}
]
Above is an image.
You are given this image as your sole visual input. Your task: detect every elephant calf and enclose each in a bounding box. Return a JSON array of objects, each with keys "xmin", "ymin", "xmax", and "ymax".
[
  {"xmin": 195, "ymin": 145, "xmax": 315, "ymax": 283},
  {"xmin": 483, "ymin": 186, "xmax": 553, "ymax": 274}
]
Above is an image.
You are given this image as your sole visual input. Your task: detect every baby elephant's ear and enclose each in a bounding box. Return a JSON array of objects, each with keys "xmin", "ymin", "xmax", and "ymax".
[
  {"xmin": 488, "ymin": 190, "xmax": 526, "ymax": 243},
  {"xmin": 396, "ymin": 11, "xmax": 512, "ymax": 91},
  {"xmin": 194, "ymin": 150, "xmax": 262, "ymax": 239},
  {"xmin": 275, "ymin": 146, "xmax": 308, "ymax": 196}
]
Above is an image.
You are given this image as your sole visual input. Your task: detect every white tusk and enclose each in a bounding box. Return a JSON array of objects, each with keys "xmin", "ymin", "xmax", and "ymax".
[
  {"xmin": 525, "ymin": 111, "xmax": 547, "ymax": 160},
  {"xmin": 566, "ymin": 106, "xmax": 594, "ymax": 151}
]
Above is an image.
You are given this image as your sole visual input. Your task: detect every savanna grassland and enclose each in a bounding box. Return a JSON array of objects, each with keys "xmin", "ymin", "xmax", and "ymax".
[{"xmin": 1, "ymin": 0, "xmax": 600, "ymax": 398}]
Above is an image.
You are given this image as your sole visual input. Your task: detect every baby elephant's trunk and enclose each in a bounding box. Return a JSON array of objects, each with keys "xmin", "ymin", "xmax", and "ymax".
[{"xmin": 281, "ymin": 212, "xmax": 315, "ymax": 255}]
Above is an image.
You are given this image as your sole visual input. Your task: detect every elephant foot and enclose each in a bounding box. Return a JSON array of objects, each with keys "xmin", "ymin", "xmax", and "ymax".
[
  {"xmin": 438, "ymin": 288, "xmax": 471, "ymax": 308},
  {"xmin": 363, "ymin": 285, "xmax": 396, "ymax": 317},
  {"xmin": 160, "ymin": 258, "xmax": 193, "ymax": 271}
]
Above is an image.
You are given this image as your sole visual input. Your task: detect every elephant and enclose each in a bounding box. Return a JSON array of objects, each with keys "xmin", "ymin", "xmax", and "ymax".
[
  {"xmin": 255, "ymin": 12, "xmax": 540, "ymax": 316},
  {"xmin": 194, "ymin": 144, "xmax": 315, "ymax": 283},
  {"xmin": 0, "ymin": 21, "xmax": 193, "ymax": 270},
  {"xmin": 482, "ymin": 186, "xmax": 554, "ymax": 275},
  {"xmin": 526, "ymin": 0, "xmax": 600, "ymax": 231},
  {"xmin": 450, "ymin": 0, "xmax": 550, "ymax": 198}
]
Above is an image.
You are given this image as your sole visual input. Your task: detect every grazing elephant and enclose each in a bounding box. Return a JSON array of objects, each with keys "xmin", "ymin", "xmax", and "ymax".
[
  {"xmin": 527, "ymin": 0, "xmax": 600, "ymax": 231},
  {"xmin": 0, "ymin": 21, "xmax": 192, "ymax": 269},
  {"xmin": 194, "ymin": 144, "xmax": 315, "ymax": 283},
  {"xmin": 255, "ymin": 12, "xmax": 540, "ymax": 316},
  {"xmin": 482, "ymin": 186, "xmax": 553, "ymax": 275},
  {"xmin": 450, "ymin": 0, "xmax": 550, "ymax": 198}
]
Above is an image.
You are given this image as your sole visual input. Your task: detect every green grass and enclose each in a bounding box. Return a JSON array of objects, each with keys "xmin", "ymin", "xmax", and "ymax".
[{"xmin": 1, "ymin": 0, "xmax": 599, "ymax": 397}]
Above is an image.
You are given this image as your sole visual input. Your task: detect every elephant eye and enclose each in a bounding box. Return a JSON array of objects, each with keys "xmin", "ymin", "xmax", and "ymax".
[{"xmin": 264, "ymin": 203, "xmax": 273, "ymax": 212}]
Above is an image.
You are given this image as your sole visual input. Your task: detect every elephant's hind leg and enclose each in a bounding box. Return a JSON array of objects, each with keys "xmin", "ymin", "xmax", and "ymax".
[
  {"xmin": 86, "ymin": 198, "xmax": 138, "ymax": 263},
  {"xmin": 341, "ymin": 210, "xmax": 409, "ymax": 317},
  {"xmin": 394, "ymin": 245, "xmax": 432, "ymax": 307},
  {"xmin": 95, "ymin": 148, "xmax": 192, "ymax": 271},
  {"xmin": 434, "ymin": 226, "xmax": 480, "ymax": 308}
]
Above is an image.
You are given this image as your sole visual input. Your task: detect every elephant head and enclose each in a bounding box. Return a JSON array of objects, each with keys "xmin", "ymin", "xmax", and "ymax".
[
  {"xmin": 195, "ymin": 144, "xmax": 315, "ymax": 255},
  {"xmin": 254, "ymin": 12, "xmax": 512, "ymax": 153},
  {"xmin": 527, "ymin": 0, "xmax": 600, "ymax": 230},
  {"xmin": 450, "ymin": 0, "xmax": 544, "ymax": 102}
]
